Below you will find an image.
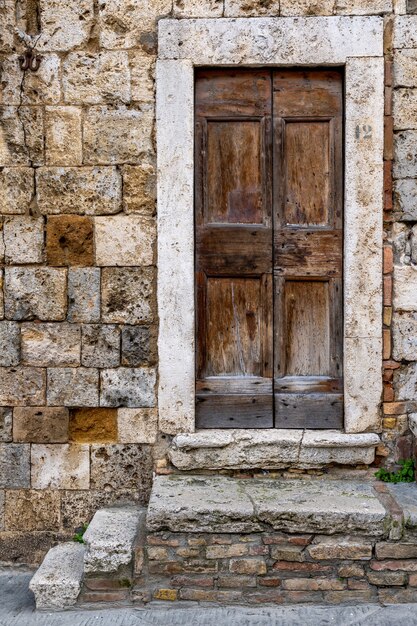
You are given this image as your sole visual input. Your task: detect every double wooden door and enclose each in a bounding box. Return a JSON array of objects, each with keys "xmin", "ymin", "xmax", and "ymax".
[{"xmin": 195, "ymin": 68, "xmax": 343, "ymax": 429}]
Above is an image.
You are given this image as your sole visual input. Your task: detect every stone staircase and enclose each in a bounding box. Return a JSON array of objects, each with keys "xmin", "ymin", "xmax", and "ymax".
[{"xmin": 30, "ymin": 476, "xmax": 417, "ymax": 609}]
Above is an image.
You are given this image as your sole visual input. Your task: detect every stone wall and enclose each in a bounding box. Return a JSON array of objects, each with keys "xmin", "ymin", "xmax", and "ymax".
[{"xmin": 1, "ymin": 0, "xmax": 417, "ymax": 564}]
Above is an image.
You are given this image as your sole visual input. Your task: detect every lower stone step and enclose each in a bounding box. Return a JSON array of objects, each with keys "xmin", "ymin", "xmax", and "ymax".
[{"xmin": 29, "ymin": 542, "xmax": 85, "ymax": 610}]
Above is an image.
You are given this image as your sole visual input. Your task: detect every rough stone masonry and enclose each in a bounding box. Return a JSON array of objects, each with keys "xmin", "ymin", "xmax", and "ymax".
[{"xmin": 1, "ymin": 0, "xmax": 417, "ymax": 566}]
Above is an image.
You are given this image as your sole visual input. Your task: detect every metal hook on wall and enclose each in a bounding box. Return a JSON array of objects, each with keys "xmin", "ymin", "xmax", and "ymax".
[{"xmin": 18, "ymin": 48, "xmax": 42, "ymax": 72}]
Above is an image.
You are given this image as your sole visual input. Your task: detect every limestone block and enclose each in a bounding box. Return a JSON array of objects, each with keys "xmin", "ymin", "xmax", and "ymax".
[
  {"xmin": 175, "ymin": 0, "xmax": 223, "ymax": 17},
  {"xmin": 117, "ymin": 408, "xmax": 158, "ymax": 443},
  {"xmin": 36, "ymin": 0, "xmax": 94, "ymax": 52},
  {"xmin": 344, "ymin": 338, "xmax": 382, "ymax": 434},
  {"xmin": 0, "ymin": 367, "xmax": 46, "ymax": 406},
  {"xmin": 0, "ymin": 168, "xmax": 34, "ymax": 215},
  {"xmin": 21, "ymin": 323, "xmax": 81, "ymax": 367},
  {"xmin": 45, "ymin": 106, "xmax": 82, "ymax": 166},
  {"xmin": 121, "ymin": 325, "xmax": 157, "ymax": 366},
  {"xmin": 63, "ymin": 52, "xmax": 130, "ymax": 104},
  {"xmin": 101, "ymin": 267, "xmax": 155, "ymax": 324},
  {"xmin": 0, "ymin": 322, "xmax": 20, "ymax": 366},
  {"xmin": 0, "ymin": 220, "xmax": 5, "ymax": 264},
  {"xmin": 31, "ymin": 444, "xmax": 90, "ymax": 489},
  {"xmin": 391, "ymin": 222, "xmax": 412, "ymax": 265},
  {"xmin": 224, "ymin": 0, "xmax": 279, "ymax": 16},
  {"xmin": 129, "ymin": 53, "xmax": 154, "ymax": 102},
  {"xmin": 95, "ymin": 215, "xmax": 155, "ymax": 266},
  {"xmin": 307, "ymin": 537, "xmax": 372, "ymax": 560},
  {"xmin": 394, "ymin": 50, "xmax": 417, "ymax": 88},
  {"xmin": 37, "ymin": 167, "xmax": 122, "ymax": 216},
  {"xmin": 394, "ymin": 363, "xmax": 417, "ymax": 400},
  {"xmin": 3, "ymin": 217, "xmax": 44, "ymax": 264},
  {"xmin": 68, "ymin": 268, "xmax": 100, "ymax": 323},
  {"xmin": 13, "ymin": 407, "xmax": 69, "ymax": 443},
  {"xmin": 81, "ymin": 325, "xmax": 120, "ymax": 368},
  {"xmin": 90, "ymin": 444, "xmax": 153, "ymax": 493},
  {"xmin": 0, "ymin": 269, "xmax": 3, "ymax": 320},
  {"xmin": 394, "ymin": 179, "xmax": 417, "ymax": 219},
  {"xmin": 83, "ymin": 506, "xmax": 145, "ymax": 574},
  {"xmin": 0, "ymin": 490, "xmax": 3, "ymax": 531},
  {"xmin": 29, "ymin": 543, "xmax": 85, "ymax": 610},
  {"xmin": 0, "ymin": 443, "xmax": 30, "ymax": 488},
  {"xmin": 0, "ymin": 55, "xmax": 60, "ymax": 105},
  {"xmin": 299, "ymin": 432, "xmax": 380, "ymax": 467},
  {"xmin": 169, "ymin": 430, "xmax": 303, "ymax": 470},
  {"xmin": 46, "ymin": 216, "xmax": 94, "ymax": 266},
  {"xmin": 393, "ymin": 311, "xmax": 417, "ymax": 359},
  {"xmin": 0, "ymin": 407, "xmax": 12, "ymax": 442},
  {"xmin": 393, "ymin": 15, "xmax": 417, "ymax": 48},
  {"xmin": 0, "ymin": 106, "xmax": 44, "ymax": 166},
  {"xmin": 335, "ymin": 0, "xmax": 392, "ymax": 14},
  {"xmin": 280, "ymin": 0, "xmax": 334, "ymax": 15},
  {"xmin": 61, "ymin": 489, "xmax": 141, "ymax": 529},
  {"xmin": 394, "ymin": 130, "xmax": 417, "ymax": 179},
  {"xmin": 100, "ymin": 367, "xmax": 156, "ymax": 407},
  {"xmin": 394, "ymin": 89, "xmax": 417, "ymax": 130},
  {"xmin": 394, "ymin": 265, "xmax": 417, "ymax": 310},
  {"xmin": 69, "ymin": 408, "xmax": 117, "ymax": 443},
  {"xmin": 98, "ymin": 0, "xmax": 172, "ymax": 49},
  {"xmin": 158, "ymin": 17, "xmax": 383, "ymax": 64},
  {"xmin": 122, "ymin": 163, "xmax": 156, "ymax": 215},
  {"xmin": 4, "ymin": 267, "xmax": 67, "ymax": 321},
  {"xmin": 5, "ymin": 490, "xmax": 60, "ymax": 531},
  {"xmin": 0, "ymin": 1, "xmax": 15, "ymax": 52},
  {"xmin": 47, "ymin": 367, "xmax": 99, "ymax": 407},
  {"xmin": 83, "ymin": 106, "xmax": 154, "ymax": 165}
]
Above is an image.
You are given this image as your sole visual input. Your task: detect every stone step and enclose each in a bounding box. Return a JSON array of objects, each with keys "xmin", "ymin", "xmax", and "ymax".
[
  {"xmin": 29, "ymin": 542, "xmax": 85, "ymax": 610},
  {"xmin": 83, "ymin": 505, "xmax": 145, "ymax": 575},
  {"xmin": 146, "ymin": 475, "xmax": 390, "ymax": 536}
]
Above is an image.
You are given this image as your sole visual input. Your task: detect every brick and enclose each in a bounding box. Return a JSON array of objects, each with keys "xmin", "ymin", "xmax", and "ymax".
[
  {"xmin": 348, "ymin": 579, "xmax": 371, "ymax": 591},
  {"xmin": 148, "ymin": 561, "xmax": 184, "ymax": 575},
  {"xmin": 4, "ymin": 490, "xmax": 60, "ymax": 531},
  {"xmin": 84, "ymin": 579, "xmax": 128, "ymax": 591},
  {"xmin": 367, "ymin": 571, "xmax": 407, "ymax": 586},
  {"xmin": 383, "ymin": 329, "xmax": 392, "ymax": 360},
  {"xmin": 63, "ymin": 52, "xmax": 130, "ymax": 105},
  {"xmin": 21, "ymin": 323, "xmax": 81, "ymax": 367},
  {"xmin": 258, "ymin": 576, "xmax": 282, "ymax": 587},
  {"xmin": 83, "ymin": 590, "xmax": 129, "ymax": 602},
  {"xmin": 148, "ymin": 535, "xmax": 180, "ymax": 547},
  {"xmin": 208, "ymin": 535, "xmax": 232, "ymax": 545},
  {"xmin": 45, "ymin": 106, "xmax": 82, "ymax": 165},
  {"xmin": 101, "ymin": 267, "xmax": 155, "ymax": 324},
  {"xmin": 69, "ymin": 408, "xmax": 117, "ymax": 443},
  {"xmin": 171, "ymin": 576, "xmax": 213, "ymax": 588},
  {"xmin": 148, "ymin": 546, "xmax": 169, "ymax": 560},
  {"xmin": 117, "ymin": 408, "xmax": 158, "ymax": 444},
  {"xmin": 46, "ymin": 216, "xmax": 94, "ymax": 266},
  {"xmin": 245, "ymin": 590, "xmax": 285, "ymax": 604},
  {"xmin": 271, "ymin": 545, "xmax": 305, "ymax": 562},
  {"xmin": 325, "ymin": 590, "xmax": 374, "ymax": 603},
  {"xmin": 179, "ymin": 589, "xmax": 242, "ymax": 602},
  {"xmin": 307, "ymin": 539, "xmax": 372, "ymax": 561},
  {"xmin": 376, "ymin": 543, "xmax": 417, "ymax": 559},
  {"xmin": 121, "ymin": 326, "xmax": 157, "ymax": 366},
  {"xmin": 81, "ymin": 325, "xmax": 120, "ymax": 368},
  {"xmin": 187, "ymin": 537, "xmax": 207, "ymax": 547},
  {"xmin": 338, "ymin": 564, "xmax": 365, "ymax": 577},
  {"xmin": 248, "ymin": 545, "xmax": 269, "ymax": 556},
  {"xmin": 0, "ymin": 408, "xmax": 12, "ymax": 443},
  {"xmin": 47, "ymin": 368, "xmax": 99, "ymax": 407},
  {"xmin": 176, "ymin": 547, "xmax": 200, "ymax": 558},
  {"xmin": 384, "ymin": 246, "xmax": 393, "ymax": 274},
  {"xmin": 31, "ymin": 444, "xmax": 90, "ymax": 489},
  {"xmin": 68, "ymin": 268, "xmax": 100, "ymax": 323},
  {"xmin": 229, "ymin": 558, "xmax": 267, "ymax": 575},
  {"xmin": 90, "ymin": 444, "xmax": 153, "ymax": 497},
  {"xmin": 206, "ymin": 544, "xmax": 248, "ymax": 559},
  {"xmin": 383, "ymin": 401, "xmax": 407, "ymax": 415},
  {"xmin": 384, "ymin": 275, "xmax": 392, "ymax": 305},
  {"xmin": 0, "ymin": 168, "xmax": 34, "ymax": 215},
  {"xmin": 371, "ymin": 560, "xmax": 417, "ymax": 571},
  {"xmin": 409, "ymin": 573, "xmax": 417, "ymax": 586},
  {"xmin": 181, "ymin": 560, "xmax": 218, "ymax": 574},
  {"xmin": 282, "ymin": 578, "xmax": 346, "ymax": 591},
  {"xmin": 0, "ymin": 322, "xmax": 20, "ymax": 366},
  {"xmin": 218, "ymin": 576, "xmax": 256, "ymax": 588},
  {"xmin": 153, "ymin": 588, "xmax": 178, "ymax": 601},
  {"xmin": 0, "ymin": 444, "xmax": 30, "ymax": 488},
  {"xmin": 95, "ymin": 215, "xmax": 155, "ymax": 266},
  {"xmin": 122, "ymin": 163, "xmax": 156, "ymax": 215},
  {"xmin": 383, "ymin": 384, "xmax": 394, "ymax": 402},
  {"xmin": 37, "ymin": 167, "xmax": 121, "ymax": 215},
  {"xmin": 273, "ymin": 562, "xmax": 332, "ymax": 573},
  {"xmin": 100, "ymin": 368, "xmax": 156, "ymax": 408},
  {"xmin": 379, "ymin": 588, "xmax": 417, "ymax": 604},
  {"xmin": 4, "ymin": 217, "xmax": 44, "ymax": 264},
  {"xmin": 0, "ymin": 367, "xmax": 45, "ymax": 406},
  {"xmin": 13, "ymin": 407, "xmax": 69, "ymax": 443},
  {"xmin": 4, "ymin": 267, "xmax": 67, "ymax": 321}
]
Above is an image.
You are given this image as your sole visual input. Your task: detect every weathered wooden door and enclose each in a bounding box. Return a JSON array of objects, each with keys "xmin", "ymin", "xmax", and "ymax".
[{"xmin": 195, "ymin": 68, "xmax": 343, "ymax": 429}]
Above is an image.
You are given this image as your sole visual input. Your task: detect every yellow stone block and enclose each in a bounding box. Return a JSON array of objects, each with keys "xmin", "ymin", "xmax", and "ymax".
[{"xmin": 153, "ymin": 588, "xmax": 178, "ymax": 601}]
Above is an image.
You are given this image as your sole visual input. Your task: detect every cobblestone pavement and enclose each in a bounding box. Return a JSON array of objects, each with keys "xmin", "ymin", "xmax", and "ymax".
[{"xmin": 2, "ymin": 570, "xmax": 417, "ymax": 626}]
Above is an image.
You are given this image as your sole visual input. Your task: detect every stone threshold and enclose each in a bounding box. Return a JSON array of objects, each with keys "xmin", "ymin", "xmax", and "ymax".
[{"xmin": 168, "ymin": 430, "xmax": 381, "ymax": 471}]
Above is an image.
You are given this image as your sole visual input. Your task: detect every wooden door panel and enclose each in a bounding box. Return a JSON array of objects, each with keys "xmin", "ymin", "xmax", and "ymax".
[
  {"xmin": 275, "ymin": 393, "xmax": 343, "ymax": 429},
  {"xmin": 206, "ymin": 120, "xmax": 263, "ymax": 224},
  {"xmin": 275, "ymin": 230, "xmax": 342, "ymax": 277},
  {"xmin": 196, "ymin": 394, "xmax": 273, "ymax": 429},
  {"xmin": 284, "ymin": 120, "xmax": 331, "ymax": 227}
]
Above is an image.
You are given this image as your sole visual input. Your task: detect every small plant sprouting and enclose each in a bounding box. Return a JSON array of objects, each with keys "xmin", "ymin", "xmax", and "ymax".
[
  {"xmin": 375, "ymin": 458, "xmax": 415, "ymax": 484},
  {"xmin": 73, "ymin": 522, "xmax": 88, "ymax": 544}
]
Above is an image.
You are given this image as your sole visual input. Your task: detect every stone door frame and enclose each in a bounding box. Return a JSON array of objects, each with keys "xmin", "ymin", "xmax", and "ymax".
[{"xmin": 156, "ymin": 16, "xmax": 384, "ymax": 442}]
